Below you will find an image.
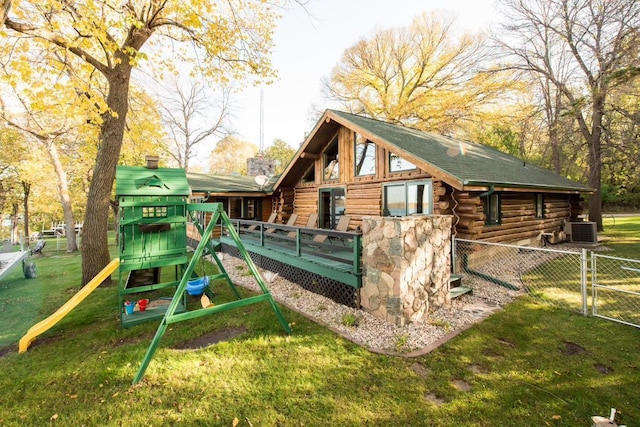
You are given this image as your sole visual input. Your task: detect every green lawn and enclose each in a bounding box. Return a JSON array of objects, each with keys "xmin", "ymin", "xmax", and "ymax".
[{"xmin": 0, "ymin": 221, "xmax": 638, "ymax": 426}]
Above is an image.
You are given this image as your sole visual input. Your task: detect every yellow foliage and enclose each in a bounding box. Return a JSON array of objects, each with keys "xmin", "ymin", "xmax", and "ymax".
[{"xmin": 327, "ymin": 11, "xmax": 516, "ymax": 136}]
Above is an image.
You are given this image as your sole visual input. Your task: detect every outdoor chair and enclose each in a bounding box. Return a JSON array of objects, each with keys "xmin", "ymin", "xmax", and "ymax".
[
  {"xmin": 267, "ymin": 213, "xmax": 298, "ymax": 234},
  {"xmin": 248, "ymin": 212, "xmax": 277, "ymax": 231},
  {"xmin": 31, "ymin": 239, "xmax": 46, "ymax": 256},
  {"xmin": 288, "ymin": 212, "xmax": 318, "ymax": 239},
  {"xmin": 312, "ymin": 215, "xmax": 351, "ymax": 245}
]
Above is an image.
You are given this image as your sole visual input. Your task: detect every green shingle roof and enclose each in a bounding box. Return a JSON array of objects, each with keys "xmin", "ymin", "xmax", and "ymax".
[
  {"xmin": 187, "ymin": 172, "xmax": 276, "ymax": 193},
  {"xmin": 329, "ymin": 110, "xmax": 591, "ymax": 192},
  {"xmin": 116, "ymin": 166, "xmax": 190, "ymax": 196}
]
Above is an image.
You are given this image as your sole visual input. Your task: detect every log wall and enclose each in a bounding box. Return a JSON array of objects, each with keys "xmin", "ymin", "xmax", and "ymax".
[{"xmin": 453, "ymin": 192, "xmax": 581, "ymax": 243}]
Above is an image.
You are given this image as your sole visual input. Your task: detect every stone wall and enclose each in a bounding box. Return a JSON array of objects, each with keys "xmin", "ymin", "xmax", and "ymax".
[{"xmin": 360, "ymin": 215, "xmax": 452, "ymax": 326}]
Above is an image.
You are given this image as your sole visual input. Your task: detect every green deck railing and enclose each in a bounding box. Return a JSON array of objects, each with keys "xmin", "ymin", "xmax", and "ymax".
[{"xmin": 217, "ymin": 219, "xmax": 363, "ymax": 289}]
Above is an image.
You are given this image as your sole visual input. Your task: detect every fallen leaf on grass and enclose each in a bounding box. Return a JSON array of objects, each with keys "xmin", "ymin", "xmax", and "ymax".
[
  {"xmin": 232, "ymin": 417, "xmax": 239, "ymax": 426},
  {"xmin": 551, "ymin": 415, "xmax": 561, "ymax": 420},
  {"xmin": 112, "ymin": 392, "xmax": 119, "ymax": 398},
  {"xmin": 50, "ymin": 414, "xmax": 58, "ymax": 422},
  {"xmin": 69, "ymin": 394, "xmax": 78, "ymax": 399}
]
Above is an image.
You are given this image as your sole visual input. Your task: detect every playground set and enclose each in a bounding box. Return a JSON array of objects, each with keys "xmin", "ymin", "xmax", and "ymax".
[{"xmin": 18, "ymin": 162, "xmax": 290, "ymax": 384}]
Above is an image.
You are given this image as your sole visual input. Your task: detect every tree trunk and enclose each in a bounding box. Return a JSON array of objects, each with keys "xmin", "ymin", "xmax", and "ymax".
[
  {"xmin": 21, "ymin": 180, "xmax": 30, "ymax": 243},
  {"xmin": 588, "ymin": 95, "xmax": 605, "ymax": 232},
  {"xmin": 81, "ymin": 64, "xmax": 132, "ymax": 285},
  {"xmin": 11, "ymin": 202, "xmax": 19, "ymax": 245},
  {"xmin": 46, "ymin": 141, "xmax": 78, "ymax": 252}
]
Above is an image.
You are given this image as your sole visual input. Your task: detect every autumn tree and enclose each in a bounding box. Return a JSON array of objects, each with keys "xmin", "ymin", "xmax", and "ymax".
[
  {"xmin": 2, "ymin": 1, "xmax": 284, "ymax": 284},
  {"xmin": 324, "ymin": 12, "xmax": 511, "ymax": 135},
  {"xmin": 0, "ymin": 126, "xmax": 26, "ymax": 241},
  {"xmin": 264, "ymin": 138, "xmax": 296, "ymax": 175},
  {"xmin": 601, "ymin": 73, "xmax": 640, "ymax": 209},
  {"xmin": 157, "ymin": 78, "xmax": 232, "ymax": 172},
  {"xmin": 496, "ymin": 0, "xmax": 640, "ymax": 230},
  {"xmin": 209, "ymin": 136, "xmax": 258, "ymax": 175},
  {"xmin": 0, "ymin": 85, "xmax": 83, "ymax": 252}
]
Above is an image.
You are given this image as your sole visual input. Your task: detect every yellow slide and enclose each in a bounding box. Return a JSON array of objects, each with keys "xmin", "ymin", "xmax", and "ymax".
[{"xmin": 18, "ymin": 258, "xmax": 120, "ymax": 353}]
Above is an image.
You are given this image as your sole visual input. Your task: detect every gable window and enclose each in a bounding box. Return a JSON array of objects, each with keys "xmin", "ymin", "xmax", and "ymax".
[
  {"xmin": 535, "ymin": 194, "xmax": 544, "ymax": 218},
  {"xmin": 302, "ymin": 165, "xmax": 315, "ymax": 184},
  {"xmin": 383, "ymin": 180, "xmax": 432, "ymax": 216},
  {"xmin": 354, "ymin": 133, "xmax": 376, "ymax": 177},
  {"xmin": 483, "ymin": 193, "xmax": 501, "ymax": 225},
  {"xmin": 323, "ymin": 136, "xmax": 339, "ymax": 181},
  {"xmin": 389, "ymin": 152, "xmax": 416, "ymax": 173}
]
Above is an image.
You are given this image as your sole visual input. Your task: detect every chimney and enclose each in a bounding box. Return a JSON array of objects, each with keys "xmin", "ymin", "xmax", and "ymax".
[{"xmin": 146, "ymin": 155, "xmax": 159, "ymax": 169}]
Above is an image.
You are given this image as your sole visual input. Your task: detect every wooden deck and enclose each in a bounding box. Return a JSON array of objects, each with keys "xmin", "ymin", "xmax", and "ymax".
[{"xmin": 216, "ymin": 219, "xmax": 363, "ymax": 289}]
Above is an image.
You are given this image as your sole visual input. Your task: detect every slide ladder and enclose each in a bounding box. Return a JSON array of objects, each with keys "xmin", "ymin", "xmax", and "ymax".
[
  {"xmin": 133, "ymin": 203, "xmax": 290, "ymax": 384},
  {"xmin": 19, "ymin": 258, "xmax": 120, "ymax": 353}
]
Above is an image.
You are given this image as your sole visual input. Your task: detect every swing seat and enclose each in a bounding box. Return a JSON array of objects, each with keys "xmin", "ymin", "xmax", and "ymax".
[{"xmin": 186, "ymin": 275, "xmax": 210, "ymax": 296}]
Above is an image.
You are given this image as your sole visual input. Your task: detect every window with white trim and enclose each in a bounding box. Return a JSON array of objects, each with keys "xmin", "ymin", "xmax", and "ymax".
[{"xmin": 383, "ymin": 180, "xmax": 432, "ymax": 216}]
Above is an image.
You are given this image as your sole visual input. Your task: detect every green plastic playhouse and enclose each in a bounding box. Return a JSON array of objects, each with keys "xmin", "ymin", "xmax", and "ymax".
[
  {"xmin": 116, "ymin": 159, "xmax": 290, "ymax": 384},
  {"xmin": 116, "ymin": 163, "xmax": 191, "ymax": 327}
]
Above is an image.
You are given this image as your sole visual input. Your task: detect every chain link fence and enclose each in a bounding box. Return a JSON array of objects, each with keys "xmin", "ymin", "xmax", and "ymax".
[
  {"xmin": 453, "ymin": 239, "xmax": 588, "ymax": 314},
  {"xmin": 592, "ymin": 254, "xmax": 640, "ymax": 328}
]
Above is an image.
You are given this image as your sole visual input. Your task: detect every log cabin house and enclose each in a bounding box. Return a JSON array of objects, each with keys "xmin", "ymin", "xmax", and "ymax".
[
  {"xmin": 270, "ymin": 109, "xmax": 592, "ymax": 245},
  {"xmin": 186, "ymin": 109, "xmax": 592, "ymax": 324}
]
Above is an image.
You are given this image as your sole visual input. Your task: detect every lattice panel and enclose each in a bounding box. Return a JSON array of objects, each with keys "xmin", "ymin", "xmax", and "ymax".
[{"xmin": 221, "ymin": 244, "xmax": 357, "ymax": 307}]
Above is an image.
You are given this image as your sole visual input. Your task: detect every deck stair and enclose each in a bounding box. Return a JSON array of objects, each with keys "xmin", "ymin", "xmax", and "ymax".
[{"xmin": 449, "ymin": 274, "xmax": 472, "ymax": 299}]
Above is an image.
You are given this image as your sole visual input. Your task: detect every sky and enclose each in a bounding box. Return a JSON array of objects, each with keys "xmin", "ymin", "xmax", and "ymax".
[{"xmin": 227, "ymin": 0, "xmax": 499, "ymax": 154}]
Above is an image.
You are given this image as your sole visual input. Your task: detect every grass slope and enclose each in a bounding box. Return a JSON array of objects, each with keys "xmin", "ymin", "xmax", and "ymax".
[{"xmin": 0, "ymin": 219, "xmax": 637, "ymax": 426}]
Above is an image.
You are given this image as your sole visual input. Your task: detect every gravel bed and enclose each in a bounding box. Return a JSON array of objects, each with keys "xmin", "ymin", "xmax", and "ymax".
[{"xmin": 219, "ymin": 255, "xmax": 520, "ymax": 354}]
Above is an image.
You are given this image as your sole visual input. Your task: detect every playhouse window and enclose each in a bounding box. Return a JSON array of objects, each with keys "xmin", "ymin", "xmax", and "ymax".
[
  {"xmin": 354, "ymin": 133, "xmax": 376, "ymax": 177},
  {"xmin": 383, "ymin": 180, "xmax": 432, "ymax": 216},
  {"xmin": 142, "ymin": 206, "xmax": 168, "ymax": 218}
]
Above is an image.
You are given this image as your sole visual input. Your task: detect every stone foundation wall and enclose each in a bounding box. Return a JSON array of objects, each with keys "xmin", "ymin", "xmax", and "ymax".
[{"xmin": 360, "ymin": 215, "xmax": 452, "ymax": 326}]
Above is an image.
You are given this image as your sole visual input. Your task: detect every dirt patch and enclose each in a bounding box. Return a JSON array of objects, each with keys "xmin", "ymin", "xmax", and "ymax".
[
  {"xmin": 0, "ymin": 346, "xmax": 12, "ymax": 358},
  {"xmin": 594, "ymin": 364, "xmax": 614, "ymax": 374},
  {"xmin": 109, "ymin": 332, "xmax": 156, "ymax": 348},
  {"xmin": 562, "ymin": 341, "xmax": 588, "ymax": 356},
  {"xmin": 424, "ymin": 393, "xmax": 446, "ymax": 406},
  {"xmin": 411, "ymin": 362, "xmax": 431, "ymax": 378},
  {"xmin": 482, "ymin": 349, "xmax": 503, "ymax": 359},
  {"xmin": 452, "ymin": 379, "xmax": 472, "ymax": 392},
  {"xmin": 172, "ymin": 326, "xmax": 248, "ymax": 350},
  {"xmin": 467, "ymin": 364, "xmax": 488, "ymax": 374},
  {"xmin": 497, "ymin": 338, "xmax": 516, "ymax": 348}
]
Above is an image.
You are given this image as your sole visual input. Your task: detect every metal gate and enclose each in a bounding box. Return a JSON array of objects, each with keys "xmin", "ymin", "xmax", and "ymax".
[{"xmin": 592, "ymin": 253, "xmax": 640, "ymax": 328}]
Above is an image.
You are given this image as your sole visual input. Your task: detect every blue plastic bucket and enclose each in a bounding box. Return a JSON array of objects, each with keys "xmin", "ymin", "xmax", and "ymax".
[{"xmin": 124, "ymin": 301, "xmax": 135, "ymax": 315}]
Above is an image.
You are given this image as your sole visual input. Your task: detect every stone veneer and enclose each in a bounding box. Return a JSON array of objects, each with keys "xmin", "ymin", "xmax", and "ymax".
[{"xmin": 360, "ymin": 215, "xmax": 452, "ymax": 326}]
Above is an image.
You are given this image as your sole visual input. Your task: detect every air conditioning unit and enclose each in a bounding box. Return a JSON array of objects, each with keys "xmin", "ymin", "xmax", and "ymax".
[{"xmin": 568, "ymin": 221, "xmax": 598, "ymax": 244}]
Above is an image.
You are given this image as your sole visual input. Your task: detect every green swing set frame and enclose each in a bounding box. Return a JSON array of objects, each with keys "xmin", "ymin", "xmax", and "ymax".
[{"xmin": 133, "ymin": 202, "xmax": 291, "ymax": 384}]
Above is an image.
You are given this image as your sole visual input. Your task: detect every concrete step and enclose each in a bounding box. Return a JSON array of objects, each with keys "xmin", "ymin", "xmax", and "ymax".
[{"xmin": 449, "ymin": 286, "xmax": 473, "ymax": 299}]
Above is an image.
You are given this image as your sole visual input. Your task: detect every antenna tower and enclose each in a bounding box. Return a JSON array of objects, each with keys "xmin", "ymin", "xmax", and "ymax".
[{"xmin": 259, "ymin": 87, "xmax": 264, "ymax": 155}]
